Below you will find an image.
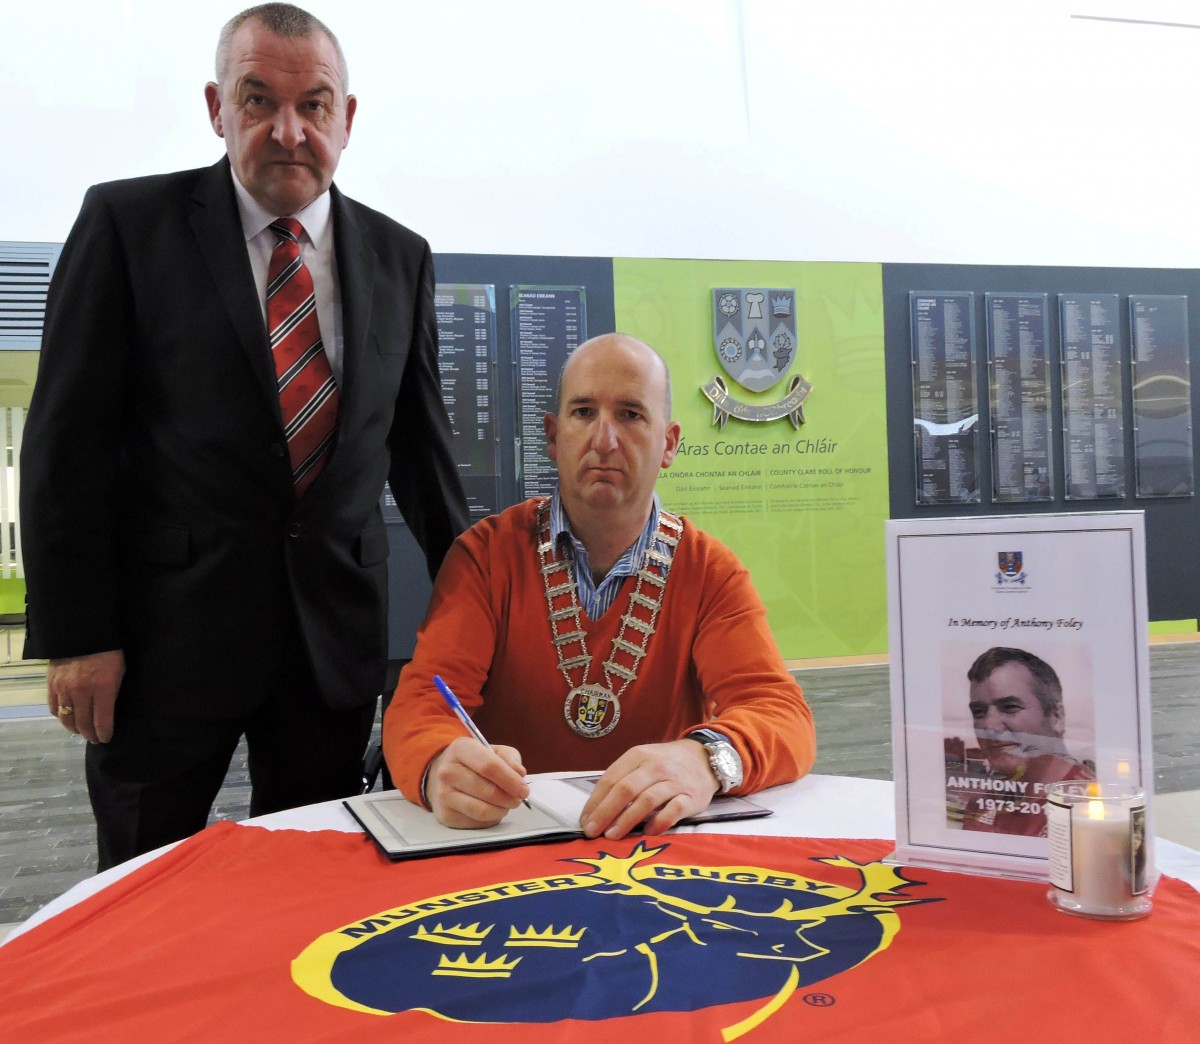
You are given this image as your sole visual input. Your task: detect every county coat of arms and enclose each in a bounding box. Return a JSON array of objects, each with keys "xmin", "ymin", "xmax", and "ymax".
[{"xmin": 705, "ymin": 287, "xmax": 812, "ymax": 428}]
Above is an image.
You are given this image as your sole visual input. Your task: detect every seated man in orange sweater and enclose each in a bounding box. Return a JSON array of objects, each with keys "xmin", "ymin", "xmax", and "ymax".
[{"xmin": 383, "ymin": 332, "xmax": 815, "ymax": 839}]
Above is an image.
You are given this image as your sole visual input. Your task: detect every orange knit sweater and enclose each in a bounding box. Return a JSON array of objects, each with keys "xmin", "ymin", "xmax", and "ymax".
[{"xmin": 383, "ymin": 499, "xmax": 815, "ymax": 804}]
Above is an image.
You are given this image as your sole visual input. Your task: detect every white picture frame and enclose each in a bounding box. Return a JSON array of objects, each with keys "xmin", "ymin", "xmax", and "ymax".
[{"xmin": 886, "ymin": 511, "xmax": 1154, "ymax": 881}]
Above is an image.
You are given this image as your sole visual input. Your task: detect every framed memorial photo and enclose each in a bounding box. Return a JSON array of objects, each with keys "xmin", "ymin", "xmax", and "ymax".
[{"xmin": 886, "ymin": 512, "xmax": 1153, "ymax": 881}]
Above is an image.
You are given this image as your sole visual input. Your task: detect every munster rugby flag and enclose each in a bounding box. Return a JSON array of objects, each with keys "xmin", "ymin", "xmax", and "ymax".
[{"xmin": 2, "ymin": 822, "xmax": 1199, "ymax": 1041}]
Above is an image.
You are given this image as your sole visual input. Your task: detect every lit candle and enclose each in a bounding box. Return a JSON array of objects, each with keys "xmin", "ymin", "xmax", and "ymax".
[
  {"xmin": 1046, "ymin": 781, "xmax": 1151, "ymax": 920},
  {"xmin": 1070, "ymin": 798, "xmax": 1135, "ymax": 913}
]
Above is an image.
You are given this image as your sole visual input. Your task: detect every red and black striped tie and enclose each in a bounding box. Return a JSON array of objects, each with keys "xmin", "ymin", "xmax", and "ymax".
[{"xmin": 267, "ymin": 218, "xmax": 339, "ymax": 496}]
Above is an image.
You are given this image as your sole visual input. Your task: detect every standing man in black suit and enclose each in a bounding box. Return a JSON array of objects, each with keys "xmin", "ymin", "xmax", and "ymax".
[{"xmin": 20, "ymin": 3, "xmax": 468, "ymax": 870}]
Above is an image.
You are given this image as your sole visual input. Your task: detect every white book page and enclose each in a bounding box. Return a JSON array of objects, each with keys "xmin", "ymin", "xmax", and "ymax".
[{"xmin": 346, "ymin": 777, "xmax": 593, "ymax": 854}]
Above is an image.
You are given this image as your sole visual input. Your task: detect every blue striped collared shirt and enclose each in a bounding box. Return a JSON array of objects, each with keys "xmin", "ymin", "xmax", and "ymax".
[{"xmin": 548, "ymin": 488, "xmax": 669, "ymax": 620}]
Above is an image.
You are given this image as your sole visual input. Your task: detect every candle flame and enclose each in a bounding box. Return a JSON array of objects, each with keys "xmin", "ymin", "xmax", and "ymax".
[
  {"xmin": 1087, "ymin": 781, "xmax": 1101, "ymax": 798},
  {"xmin": 1087, "ymin": 798, "xmax": 1105, "ymax": 820}
]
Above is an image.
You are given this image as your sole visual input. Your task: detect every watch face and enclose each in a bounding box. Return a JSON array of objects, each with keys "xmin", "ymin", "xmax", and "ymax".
[{"xmin": 711, "ymin": 744, "xmax": 742, "ymax": 787}]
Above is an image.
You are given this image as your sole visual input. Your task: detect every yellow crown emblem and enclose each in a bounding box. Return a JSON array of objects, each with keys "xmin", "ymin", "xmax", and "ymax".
[
  {"xmin": 412, "ymin": 922, "xmax": 493, "ymax": 946},
  {"xmin": 506, "ymin": 924, "xmax": 587, "ymax": 948},
  {"xmin": 431, "ymin": 951, "xmax": 523, "ymax": 979}
]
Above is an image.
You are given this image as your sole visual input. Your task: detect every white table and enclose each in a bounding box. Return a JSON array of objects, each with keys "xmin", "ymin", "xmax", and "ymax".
[{"xmin": 8, "ymin": 773, "xmax": 1200, "ymax": 943}]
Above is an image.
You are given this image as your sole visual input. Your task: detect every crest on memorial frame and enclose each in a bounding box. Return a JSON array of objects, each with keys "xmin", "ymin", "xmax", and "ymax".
[
  {"xmin": 998, "ymin": 551, "xmax": 1023, "ymax": 577},
  {"xmin": 703, "ymin": 288, "xmax": 812, "ymax": 429},
  {"xmin": 995, "ymin": 550, "xmax": 1027, "ymax": 586}
]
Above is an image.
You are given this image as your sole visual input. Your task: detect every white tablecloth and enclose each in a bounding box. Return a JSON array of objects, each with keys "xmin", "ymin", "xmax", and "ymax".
[{"xmin": 9, "ymin": 773, "xmax": 1199, "ymax": 942}]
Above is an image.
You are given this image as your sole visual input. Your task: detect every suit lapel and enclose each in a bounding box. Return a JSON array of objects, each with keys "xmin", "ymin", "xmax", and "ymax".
[
  {"xmin": 188, "ymin": 158, "xmax": 282, "ymax": 420},
  {"xmin": 331, "ymin": 186, "xmax": 376, "ymax": 434}
]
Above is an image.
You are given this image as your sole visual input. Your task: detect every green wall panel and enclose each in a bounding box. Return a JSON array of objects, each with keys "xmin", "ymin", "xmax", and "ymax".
[
  {"xmin": 614, "ymin": 258, "xmax": 889, "ymax": 659},
  {"xmin": 0, "ymin": 577, "xmax": 26, "ymax": 616}
]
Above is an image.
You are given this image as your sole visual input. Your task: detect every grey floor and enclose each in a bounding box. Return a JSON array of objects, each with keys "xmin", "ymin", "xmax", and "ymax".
[{"xmin": 2, "ymin": 643, "xmax": 1198, "ymax": 931}]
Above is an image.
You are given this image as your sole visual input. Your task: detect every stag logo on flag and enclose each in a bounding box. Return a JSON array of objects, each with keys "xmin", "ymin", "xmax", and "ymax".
[
  {"xmin": 704, "ymin": 288, "xmax": 812, "ymax": 429},
  {"xmin": 293, "ymin": 841, "xmax": 938, "ymax": 1037}
]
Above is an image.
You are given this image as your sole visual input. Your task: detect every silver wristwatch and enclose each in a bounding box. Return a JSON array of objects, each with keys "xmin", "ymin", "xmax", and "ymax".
[{"xmin": 688, "ymin": 728, "xmax": 743, "ymax": 794}]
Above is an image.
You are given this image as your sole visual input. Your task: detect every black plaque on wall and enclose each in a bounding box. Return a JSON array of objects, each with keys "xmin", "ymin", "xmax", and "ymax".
[
  {"xmin": 1059, "ymin": 293, "xmax": 1125, "ymax": 500},
  {"xmin": 909, "ymin": 291, "xmax": 981, "ymax": 505},
  {"xmin": 885, "ymin": 263, "xmax": 1200, "ymax": 625},
  {"xmin": 986, "ymin": 292, "xmax": 1053, "ymax": 502},
  {"xmin": 1130, "ymin": 295, "xmax": 1194, "ymax": 498},
  {"xmin": 510, "ymin": 286, "xmax": 587, "ymax": 500},
  {"xmin": 434, "ymin": 283, "xmax": 501, "ymax": 520}
]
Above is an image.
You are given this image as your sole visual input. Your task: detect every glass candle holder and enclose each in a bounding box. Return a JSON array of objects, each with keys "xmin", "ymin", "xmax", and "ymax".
[{"xmin": 1045, "ymin": 781, "xmax": 1151, "ymax": 921}]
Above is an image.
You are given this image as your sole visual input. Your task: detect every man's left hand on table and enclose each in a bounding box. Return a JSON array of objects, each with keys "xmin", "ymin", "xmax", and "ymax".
[{"xmin": 579, "ymin": 738, "xmax": 719, "ymax": 840}]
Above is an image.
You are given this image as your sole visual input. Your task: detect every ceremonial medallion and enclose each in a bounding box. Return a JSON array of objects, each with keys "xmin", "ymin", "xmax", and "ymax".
[
  {"xmin": 564, "ymin": 684, "xmax": 621, "ymax": 738},
  {"xmin": 537, "ymin": 501, "xmax": 682, "ymax": 739}
]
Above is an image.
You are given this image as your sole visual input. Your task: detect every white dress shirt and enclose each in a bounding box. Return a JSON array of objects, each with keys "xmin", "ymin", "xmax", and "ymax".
[{"xmin": 230, "ymin": 174, "xmax": 345, "ymax": 385}]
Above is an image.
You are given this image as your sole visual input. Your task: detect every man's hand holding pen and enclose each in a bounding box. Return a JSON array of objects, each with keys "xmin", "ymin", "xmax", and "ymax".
[
  {"xmin": 425, "ymin": 678, "xmax": 720, "ymax": 837},
  {"xmin": 428, "ymin": 674, "xmax": 532, "ymax": 827},
  {"xmin": 426, "ymin": 736, "xmax": 530, "ymax": 829}
]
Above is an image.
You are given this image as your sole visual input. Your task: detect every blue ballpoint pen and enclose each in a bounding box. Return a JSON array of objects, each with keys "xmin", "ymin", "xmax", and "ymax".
[{"xmin": 433, "ymin": 675, "xmax": 532, "ymax": 809}]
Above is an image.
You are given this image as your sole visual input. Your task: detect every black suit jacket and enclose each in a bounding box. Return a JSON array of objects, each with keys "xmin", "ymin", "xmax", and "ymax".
[{"xmin": 21, "ymin": 158, "xmax": 468, "ymax": 716}]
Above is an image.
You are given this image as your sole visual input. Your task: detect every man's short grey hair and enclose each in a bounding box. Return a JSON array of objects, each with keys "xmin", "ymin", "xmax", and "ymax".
[
  {"xmin": 216, "ymin": 3, "xmax": 349, "ymax": 94},
  {"xmin": 967, "ymin": 646, "xmax": 1063, "ymax": 717}
]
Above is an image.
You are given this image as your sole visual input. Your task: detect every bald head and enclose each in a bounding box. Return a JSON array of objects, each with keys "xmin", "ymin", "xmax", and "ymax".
[
  {"xmin": 555, "ymin": 334, "xmax": 673, "ymax": 420},
  {"xmin": 544, "ymin": 332, "xmax": 682, "ymax": 534}
]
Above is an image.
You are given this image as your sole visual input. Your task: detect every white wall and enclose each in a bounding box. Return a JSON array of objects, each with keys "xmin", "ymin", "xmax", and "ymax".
[{"xmin": 6, "ymin": 0, "xmax": 1200, "ymax": 266}]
